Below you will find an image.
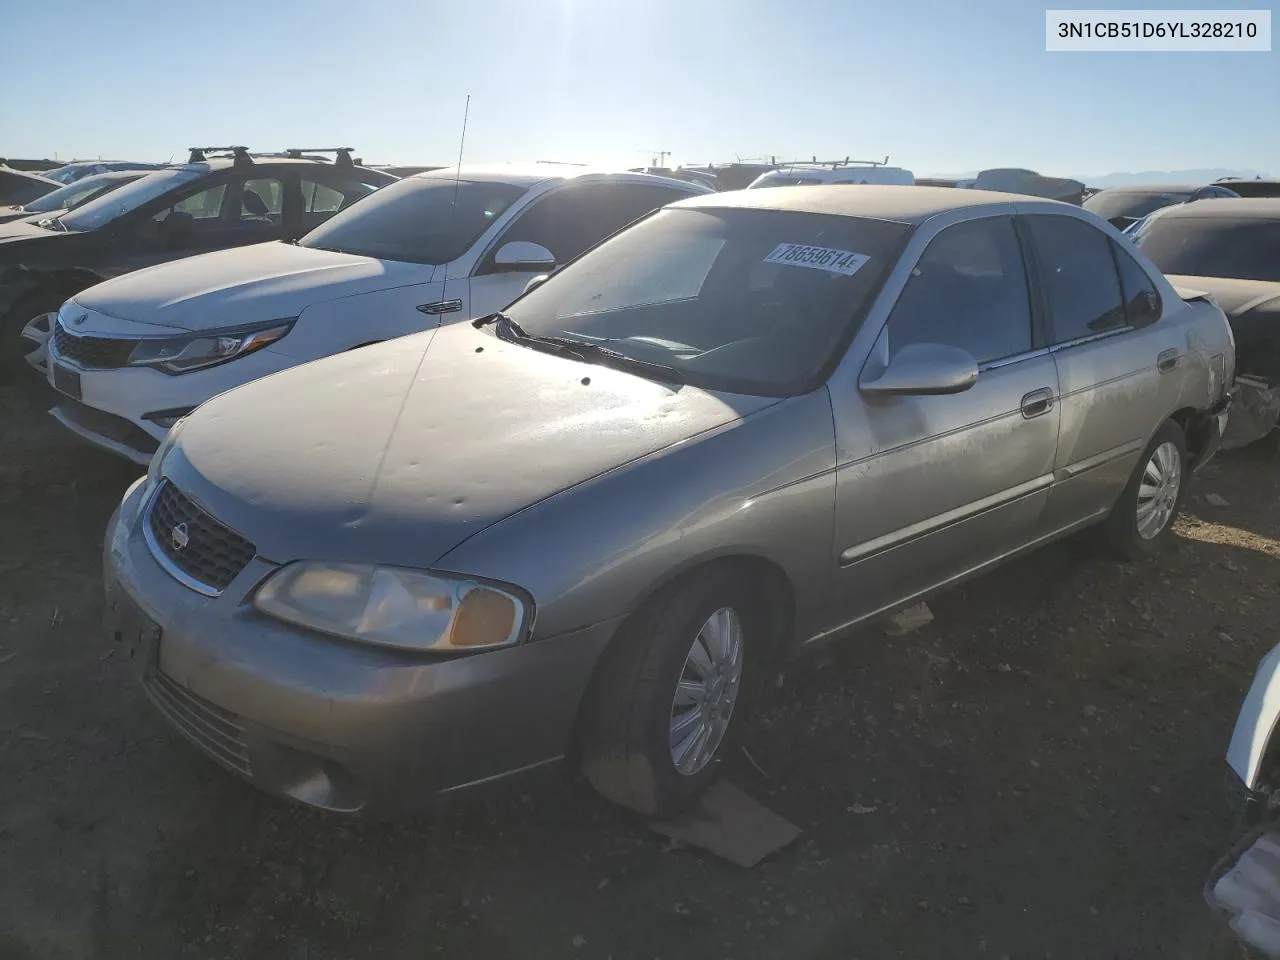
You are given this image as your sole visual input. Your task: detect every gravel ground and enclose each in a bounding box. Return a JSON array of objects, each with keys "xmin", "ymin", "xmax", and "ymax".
[{"xmin": 1, "ymin": 384, "xmax": 1277, "ymax": 960}]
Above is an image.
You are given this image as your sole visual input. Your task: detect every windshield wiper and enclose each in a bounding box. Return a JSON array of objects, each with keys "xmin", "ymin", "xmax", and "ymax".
[
  {"xmin": 37, "ymin": 217, "xmax": 68, "ymax": 232},
  {"xmin": 476, "ymin": 313, "xmax": 686, "ymax": 384}
]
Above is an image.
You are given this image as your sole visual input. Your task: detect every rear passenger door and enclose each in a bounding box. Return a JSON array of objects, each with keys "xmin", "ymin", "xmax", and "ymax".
[
  {"xmin": 467, "ymin": 181, "xmax": 695, "ymax": 320},
  {"xmin": 1025, "ymin": 213, "xmax": 1184, "ymax": 529}
]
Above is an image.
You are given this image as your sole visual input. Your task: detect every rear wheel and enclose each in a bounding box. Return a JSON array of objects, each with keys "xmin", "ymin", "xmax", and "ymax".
[
  {"xmin": 1101, "ymin": 420, "xmax": 1188, "ymax": 560},
  {"xmin": 579, "ymin": 568, "xmax": 760, "ymax": 818}
]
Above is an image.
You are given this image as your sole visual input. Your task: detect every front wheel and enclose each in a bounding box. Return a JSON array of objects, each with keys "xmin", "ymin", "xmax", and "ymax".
[
  {"xmin": 1, "ymin": 289, "xmax": 67, "ymax": 392},
  {"xmin": 579, "ymin": 568, "xmax": 759, "ymax": 818},
  {"xmin": 1101, "ymin": 420, "xmax": 1188, "ymax": 561}
]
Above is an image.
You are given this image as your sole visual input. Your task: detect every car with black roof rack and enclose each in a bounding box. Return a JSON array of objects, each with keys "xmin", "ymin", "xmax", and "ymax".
[{"xmin": 0, "ymin": 146, "xmax": 396, "ymax": 386}]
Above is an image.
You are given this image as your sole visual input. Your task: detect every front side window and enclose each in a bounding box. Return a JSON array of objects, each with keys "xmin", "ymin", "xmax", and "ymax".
[
  {"xmin": 882, "ymin": 216, "xmax": 1032, "ymax": 364},
  {"xmin": 167, "ymin": 183, "xmax": 229, "ymax": 220},
  {"xmin": 58, "ymin": 168, "xmax": 203, "ymax": 231},
  {"xmin": 1135, "ymin": 217, "xmax": 1280, "ymax": 283},
  {"xmin": 1026, "ymin": 215, "xmax": 1127, "ymax": 342},
  {"xmin": 240, "ymin": 178, "xmax": 283, "ymax": 221},
  {"xmin": 501, "ymin": 207, "xmax": 909, "ymax": 396},
  {"xmin": 299, "ymin": 177, "xmax": 527, "ymax": 265}
]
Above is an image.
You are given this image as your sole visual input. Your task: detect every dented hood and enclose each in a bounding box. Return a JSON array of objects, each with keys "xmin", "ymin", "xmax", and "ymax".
[
  {"xmin": 164, "ymin": 322, "xmax": 775, "ymax": 569},
  {"xmin": 76, "ymin": 241, "xmax": 436, "ymax": 331}
]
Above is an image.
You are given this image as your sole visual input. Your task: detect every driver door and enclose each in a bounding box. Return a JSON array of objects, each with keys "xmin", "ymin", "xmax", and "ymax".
[{"xmin": 825, "ymin": 215, "xmax": 1061, "ymax": 631}]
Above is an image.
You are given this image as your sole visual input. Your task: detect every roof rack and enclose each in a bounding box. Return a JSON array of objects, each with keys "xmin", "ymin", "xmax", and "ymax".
[
  {"xmin": 284, "ymin": 147, "xmax": 358, "ymax": 169},
  {"xmin": 774, "ymin": 155, "xmax": 891, "ymax": 170},
  {"xmin": 534, "ymin": 160, "xmax": 589, "ymax": 166},
  {"xmin": 188, "ymin": 146, "xmax": 253, "ymax": 170}
]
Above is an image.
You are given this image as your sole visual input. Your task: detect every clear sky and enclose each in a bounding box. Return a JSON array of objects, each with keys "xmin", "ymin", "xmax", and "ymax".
[{"xmin": 2, "ymin": 0, "xmax": 1276, "ymax": 178}]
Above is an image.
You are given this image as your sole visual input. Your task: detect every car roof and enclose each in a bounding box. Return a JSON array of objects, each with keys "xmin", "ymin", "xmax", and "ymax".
[
  {"xmin": 673, "ymin": 184, "xmax": 1065, "ymax": 223},
  {"xmin": 412, "ymin": 162, "xmax": 709, "ymax": 191},
  {"xmin": 1147, "ymin": 197, "xmax": 1280, "ymax": 220},
  {"xmin": 175, "ymin": 156, "xmax": 388, "ymax": 176},
  {"xmin": 1091, "ymin": 184, "xmax": 1199, "ymax": 196}
]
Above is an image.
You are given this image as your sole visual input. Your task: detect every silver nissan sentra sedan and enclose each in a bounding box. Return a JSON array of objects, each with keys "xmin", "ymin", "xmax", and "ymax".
[{"xmin": 103, "ymin": 186, "xmax": 1234, "ymax": 817}]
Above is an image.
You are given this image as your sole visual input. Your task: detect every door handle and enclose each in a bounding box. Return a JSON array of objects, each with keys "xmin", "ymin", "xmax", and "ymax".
[
  {"xmin": 1157, "ymin": 349, "xmax": 1182, "ymax": 373},
  {"xmin": 1020, "ymin": 387, "xmax": 1055, "ymax": 419}
]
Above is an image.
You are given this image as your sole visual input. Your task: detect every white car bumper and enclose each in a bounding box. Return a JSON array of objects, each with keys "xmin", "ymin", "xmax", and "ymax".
[{"xmin": 46, "ymin": 339, "xmax": 300, "ymax": 465}]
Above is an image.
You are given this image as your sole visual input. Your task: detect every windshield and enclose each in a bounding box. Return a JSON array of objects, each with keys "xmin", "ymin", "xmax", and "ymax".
[
  {"xmin": 20, "ymin": 174, "xmax": 141, "ymax": 214},
  {"xmin": 299, "ymin": 177, "xmax": 528, "ymax": 265},
  {"xmin": 1084, "ymin": 189, "xmax": 1191, "ymax": 223},
  {"xmin": 59, "ymin": 168, "xmax": 201, "ymax": 231},
  {"xmin": 501, "ymin": 207, "xmax": 909, "ymax": 396},
  {"xmin": 1135, "ymin": 216, "xmax": 1280, "ymax": 282}
]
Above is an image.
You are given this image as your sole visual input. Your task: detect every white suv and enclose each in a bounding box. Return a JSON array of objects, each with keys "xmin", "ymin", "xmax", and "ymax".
[{"xmin": 45, "ymin": 164, "xmax": 707, "ymax": 463}]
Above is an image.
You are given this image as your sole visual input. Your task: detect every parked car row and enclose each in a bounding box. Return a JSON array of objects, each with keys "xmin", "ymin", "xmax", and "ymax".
[
  {"xmin": 0, "ymin": 147, "xmax": 397, "ymax": 381},
  {"xmin": 64, "ymin": 175, "xmax": 1245, "ymax": 819}
]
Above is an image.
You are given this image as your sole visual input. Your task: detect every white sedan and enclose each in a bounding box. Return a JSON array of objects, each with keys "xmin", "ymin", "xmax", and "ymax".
[{"xmin": 45, "ymin": 164, "xmax": 707, "ymax": 463}]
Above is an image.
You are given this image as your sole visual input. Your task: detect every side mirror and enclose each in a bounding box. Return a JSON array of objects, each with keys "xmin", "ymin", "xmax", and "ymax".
[
  {"xmin": 493, "ymin": 241, "xmax": 556, "ymax": 273},
  {"xmin": 860, "ymin": 342, "xmax": 979, "ymax": 396},
  {"xmin": 523, "ymin": 274, "xmax": 551, "ymax": 295}
]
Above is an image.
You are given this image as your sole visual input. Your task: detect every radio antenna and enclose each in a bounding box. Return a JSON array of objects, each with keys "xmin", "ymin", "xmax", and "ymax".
[{"xmin": 434, "ymin": 94, "xmax": 471, "ymax": 322}]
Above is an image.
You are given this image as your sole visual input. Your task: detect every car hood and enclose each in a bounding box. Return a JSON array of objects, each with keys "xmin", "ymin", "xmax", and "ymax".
[
  {"xmin": 0, "ymin": 219, "xmax": 60, "ymax": 243},
  {"xmin": 77, "ymin": 241, "xmax": 436, "ymax": 331},
  {"xmin": 164, "ymin": 322, "xmax": 777, "ymax": 569}
]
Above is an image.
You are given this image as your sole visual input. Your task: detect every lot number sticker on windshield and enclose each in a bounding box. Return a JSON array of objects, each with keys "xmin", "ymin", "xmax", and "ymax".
[{"xmin": 764, "ymin": 243, "xmax": 869, "ymax": 276}]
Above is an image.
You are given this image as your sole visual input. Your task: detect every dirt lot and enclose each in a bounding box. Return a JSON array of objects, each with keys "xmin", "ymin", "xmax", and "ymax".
[{"xmin": 2, "ymin": 383, "xmax": 1278, "ymax": 960}]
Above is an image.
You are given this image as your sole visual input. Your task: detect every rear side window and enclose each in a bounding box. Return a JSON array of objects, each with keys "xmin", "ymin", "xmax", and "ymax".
[
  {"xmin": 1026, "ymin": 215, "xmax": 1127, "ymax": 343},
  {"xmin": 884, "ymin": 216, "xmax": 1032, "ymax": 364},
  {"xmin": 1110, "ymin": 241, "xmax": 1161, "ymax": 326}
]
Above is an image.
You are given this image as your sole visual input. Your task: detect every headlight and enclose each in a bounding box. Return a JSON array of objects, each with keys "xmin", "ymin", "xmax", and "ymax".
[
  {"xmin": 129, "ymin": 320, "xmax": 293, "ymax": 374},
  {"xmin": 254, "ymin": 562, "xmax": 529, "ymax": 653}
]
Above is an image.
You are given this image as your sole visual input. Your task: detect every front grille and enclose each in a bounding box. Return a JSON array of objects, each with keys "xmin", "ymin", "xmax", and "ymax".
[
  {"xmin": 53, "ymin": 322, "xmax": 137, "ymax": 368},
  {"xmin": 144, "ymin": 671, "xmax": 252, "ymax": 777},
  {"xmin": 146, "ymin": 481, "xmax": 256, "ymax": 594},
  {"xmin": 55, "ymin": 398, "xmax": 160, "ymax": 457}
]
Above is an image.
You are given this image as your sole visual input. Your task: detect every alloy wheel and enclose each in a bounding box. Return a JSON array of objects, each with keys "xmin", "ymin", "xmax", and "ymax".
[
  {"xmin": 20, "ymin": 311, "xmax": 56, "ymax": 373},
  {"xmin": 668, "ymin": 606, "xmax": 744, "ymax": 776},
  {"xmin": 1136, "ymin": 440, "xmax": 1182, "ymax": 540}
]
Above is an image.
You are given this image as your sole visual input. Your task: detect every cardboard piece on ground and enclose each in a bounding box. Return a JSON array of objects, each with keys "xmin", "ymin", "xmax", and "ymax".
[
  {"xmin": 649, "ymin": 780, "xmax": 801, "ymax": 868},
  {"xmin": 882, "ymin": 601, "xmax": 934, "ymax": 636}
]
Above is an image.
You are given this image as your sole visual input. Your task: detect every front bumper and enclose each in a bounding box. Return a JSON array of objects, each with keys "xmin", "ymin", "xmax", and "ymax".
[
  {"xmin": 46, "ymin": 339, "xmax": 298, "ymax": 465},
  {"xmin": 104, "ymin": 478, "xmax": 621, "ymax": 812}
]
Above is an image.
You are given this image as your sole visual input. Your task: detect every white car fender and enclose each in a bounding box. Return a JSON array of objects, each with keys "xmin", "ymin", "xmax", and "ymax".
[
  {"xmin": 1228, "ymin": 644, "xmax": 1280, "ymax": 790},
  {"xmin": 279, "ymin": 280, "xmax": 454, "ymax": 360}
]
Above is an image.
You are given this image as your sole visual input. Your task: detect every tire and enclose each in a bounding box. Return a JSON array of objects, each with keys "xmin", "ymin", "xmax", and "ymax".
[
  {"xmin": 1, "ymin": 287, "xmax": 66, "ymax": 395},
  {"xmin": 1101, "ymin": 419, "xmax": 1188, "ymax": 561},
  {"xmin": 579, "ymin": 567, "xmax": 762, "ymax": 818}
]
